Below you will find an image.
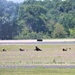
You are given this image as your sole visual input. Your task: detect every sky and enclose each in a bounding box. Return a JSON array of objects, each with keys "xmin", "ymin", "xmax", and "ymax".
[
  {"xmin": 7, "ymin": 0, "xmax": 65, "ymax": 3},
  {"xmin": 7, "ymin": 0, "xmax": 24, "ymax": 3}
]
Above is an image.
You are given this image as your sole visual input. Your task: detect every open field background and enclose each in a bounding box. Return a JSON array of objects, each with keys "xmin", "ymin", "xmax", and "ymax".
[
  {"xmin": 0, "ymin": 44, "xmax": 75, "ymax": 75},
  {"xmin": 0, "ymin": 44, "xmax": 75, "ymax": 66},
  {"xmin": 0, "ymin": 68, "xmax": 75, "ymax": 75}
]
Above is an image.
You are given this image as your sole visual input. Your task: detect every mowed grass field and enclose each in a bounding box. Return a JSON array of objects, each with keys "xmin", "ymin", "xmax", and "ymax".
[
  {"xmin": 0, "ymin": 44, "xmax": 75, "ymax": 75},
  {"xmin": 0, "ymin": 68, "xmax": 75, "ymax": 75},
  {"xmin": 0, "ymin": 44, "xmax": 75, "ymax": 65}
]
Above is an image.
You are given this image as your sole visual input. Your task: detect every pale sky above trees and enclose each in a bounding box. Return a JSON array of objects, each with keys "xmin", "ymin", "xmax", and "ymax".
[
  {"xmin": 7, "ymin": 0, "xmax": 65, "ymax": 3},
  {"xmin": 7, "ymin": 0, "xmax": 24, "ymax": 3}
]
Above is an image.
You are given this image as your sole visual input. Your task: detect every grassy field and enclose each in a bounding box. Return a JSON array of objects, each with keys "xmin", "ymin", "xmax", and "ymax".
[
  {"xmin": 0, "ymin": 68, "xmax": 75, "ymax": 75},
  {"xmin": 0, "ymin": 44, "xmax": 75, "ymax": 66},
  {"xmin": 0, "ymin": 44, "xmax": 75, "ymax": 75}
]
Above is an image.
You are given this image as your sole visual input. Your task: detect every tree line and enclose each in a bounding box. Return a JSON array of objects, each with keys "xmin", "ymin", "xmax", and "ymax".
[{"xmin": 0, "ymin": 0, "xmax": 75, "ymax": 40}]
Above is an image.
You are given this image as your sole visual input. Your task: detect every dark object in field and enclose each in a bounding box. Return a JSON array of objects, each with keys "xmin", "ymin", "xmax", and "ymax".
[
  {"xmin": 34, "ymin": 46, "xmax": 42, "ymax": 51},
  {"xmin": 2, "ymin": 48, "xmax": 6, "ymax": 51},
  {"xmin": 69, "ymin": 48, "xmax": 71, "ymax": 50},
  {"xmin": 19, "ymin": 48, "xmax": 25, "ymax": 51},
  {"xmin": 62, "ymin": 48, "xmax": 67, "ymax": 51},
  {"xmin": 37, "ymin": 39, "xmax": 42, "ymax": 41}
]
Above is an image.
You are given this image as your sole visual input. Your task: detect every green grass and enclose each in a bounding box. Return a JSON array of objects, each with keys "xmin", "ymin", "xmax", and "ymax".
[
  {"xmin": 0, "ymin": 45, "xmax": 45, "ymax": 51},
  {"xmin": 0, "ymin": 68, "xmax": 75, "ymax": 75},
  {"xmin": 0, "ymin": 44, "xmax": 75, "ymax": 66},
  {"xmin": 0, "ymin": 44, "xmax": 75, "ymax": 75},
  {"xmin": 0, "ymin": 45, "xmax": 31, "ymax": 51},
  {"xmin": 0, "ymin": 44, "xmax": 75, "ymax": 51}
]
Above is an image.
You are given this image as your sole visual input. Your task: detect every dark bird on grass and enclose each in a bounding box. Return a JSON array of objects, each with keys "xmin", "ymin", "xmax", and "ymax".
[
  {"xmin": 2, "ymin": 48, "xmax": 6, "ymax": 51},
  {"xmin": 34, "ymin": 46, "xmax": 42, "ymax": 51},
  {"xmin": 19, "ymin": 48, "xmax": 25, "ymax": 51},
  {"xmin": 62, "ymin": 48, "xmax": 67, "ymax": 51}
]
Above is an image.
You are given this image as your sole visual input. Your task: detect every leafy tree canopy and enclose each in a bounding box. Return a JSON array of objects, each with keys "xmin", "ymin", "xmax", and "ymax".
[{"xmin": 0, "ymin": 0, "xmax": 75, "ymax": 39}]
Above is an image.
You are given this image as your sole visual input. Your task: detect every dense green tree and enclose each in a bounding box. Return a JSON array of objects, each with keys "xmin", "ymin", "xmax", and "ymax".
[
  {"xmin": 0, "ymin": 0, "xmax": 75, "ymax": 39},
  {"xmin": 69, "ymin": 28, "xmax": 75, "ymax": 38},
  {"xmin": 52, "ymin": 23, "xmax": 67, "ymax": 38},
  {"xmin": 18, "ymin": 4, "xmax": 48, "ymax": 33},
  {"xmin": 58, "ymin": 0, "xmax": 73, "ymax": 12},
  {"xmin": 14, "ymin": 28, "xmax": 50, "ymax": 39},
  {"xmin": 0, "ymin": 0, "xmax": 19, "ymax": 39},
  {"xmin": 59, "ymin": 13, "xmax": 75, "ymax": 36}
]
